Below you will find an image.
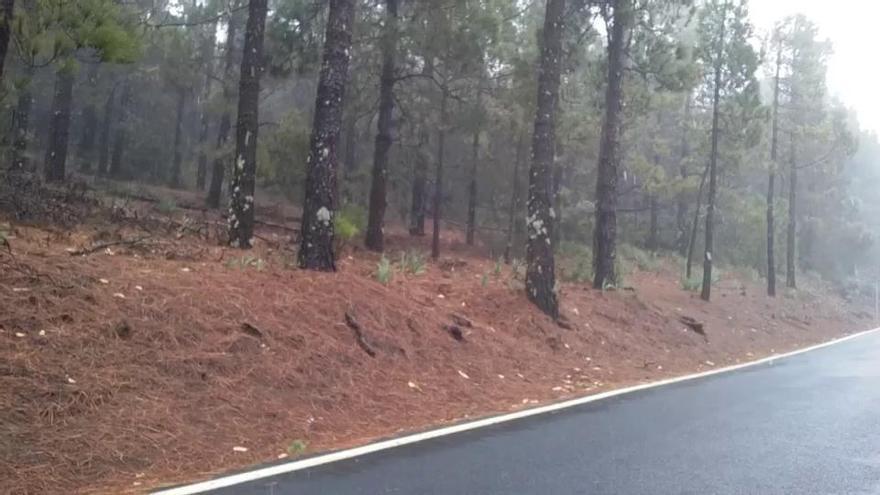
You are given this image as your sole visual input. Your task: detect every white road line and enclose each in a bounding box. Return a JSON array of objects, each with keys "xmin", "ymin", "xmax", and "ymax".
[{"xmin": 152, "ymin": 326, "xmax": 880, "ymax": 495}]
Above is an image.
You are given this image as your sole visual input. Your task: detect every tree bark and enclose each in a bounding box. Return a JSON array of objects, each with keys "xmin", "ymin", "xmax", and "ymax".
[
  {"xmin": 196, "ymin": 22, "xmax": 217, "ymax": 190},
  {"xmin": 97, "ymin": 84, "xmax": 117, "ymax": 176},
  {"xmin": 298, "ymin": 0, "xmax": 356, "ymax": 270},
  {"xmin": 504, "ymin": 129, "xmax": 525, "ymax": 263},
  {"xmin": 10, "ymin": 69, "xmax": 33, "ymax": 172},
  {"xmin": 169, "ymin": 87, "xmax": 187, "ymax": 188},
  {"xmin": 701, "ymin": 5, "xmax": 727, "ymax": 302},
  {"xmin": 109, "ymin": 81, "xmax": 132, "ymax": 178},
  {"xmin": 786, "ymin": 133, "xmax": 797, "ymax": 289},
  {"xmin": 767, "ymin": 40, "xmax": 782, "ymax": 297},
  {"xmin": 430, "ymin": 89, "xmax": 448, "ymax": 260},
  {"xmin": 409, "ymin": 127, "xmax": 428, "ymax": 235},
  {"xmin": 675, "ymin": 95, "xmax": 692, "ymax": 255},
  {"xmin": 43, "ymin": 65, "xmax": 75, "ymax": 183},
  {"xmin": 207, "ymin": 9, "xmax": 241, "ymax": 208},
  {"xmin": 593, "ymin": 0, "xmax": 631, "ymax": 289},
  {"xmin": 685, "ymin": 161, "xmax": 710, "ymax": 279},
  {"xmin": 0, "ymin": 0, "xmax": 14, "ymax": 83},
  {"xmin": 228, "ymin": 0, "xmax": 268, "ymax": 249},
  {"xmin": 648, "ymin": 194, "xmax": 659, "ymax": 252},
  {"xmin": 525, "ymin": 0, "xmax": 564, "ymax": 319},
  {"xmin": 364, "ymin": 0, "xmax": 398, "ymax": 252}
]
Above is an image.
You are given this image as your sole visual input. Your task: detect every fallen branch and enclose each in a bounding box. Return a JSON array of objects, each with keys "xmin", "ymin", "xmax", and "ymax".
[
  {"xmin": 679, "ymin": 315, "xmax": 706, "ymax": 338},
  {"xmin": 344, "ymin": 311, "xmax": 376, "ymax": 357},
  {"xmin": 68, "ymin": 236, "xmax": 151, "ymax": 256}
]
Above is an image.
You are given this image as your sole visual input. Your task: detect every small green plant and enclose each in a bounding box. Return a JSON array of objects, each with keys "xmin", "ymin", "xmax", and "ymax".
[
  {"xmin": 680, "ymin": 274, "xmax": 702, "ymax": 292},
  {"xmin": 334, "ymin": 204, "xmax": 368, "ymax": 254},
  {"xmin": 376, "ymin": 255, "xmax": 393, "ymax": 285},
  {"xmin": 493, "ymin": 258, "xmax": 503, "ymax": 276},
  {"xmin": 481, "ymin": 273, "xmax": 489, "ymax": 287},
  {"xmin": 287, "ymin": 439, "xmax": 308, "ymax": 457},
  {"xmin": 510, "ymin": 258, "xmax": 526, "ymax": 280},
  {"xmin": 619, "ymin": 244, "xmax": 660, "ymax": 273},
  {"xmin": 225, "ymin": 255, "xmax": 266, "ymax": 271},
  {"xmin": 157, "ymin": 197, "xmax": 178, "ymax": 215},
  {"xmin": 398, "ymin": 249, "xmax": 427, "ymax": 275}
]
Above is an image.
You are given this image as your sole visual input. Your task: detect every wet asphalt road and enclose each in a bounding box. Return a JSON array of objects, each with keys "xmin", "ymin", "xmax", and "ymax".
[{"xmin": 204, "ymin": 330, "xmax": 880, "ymax": 495}]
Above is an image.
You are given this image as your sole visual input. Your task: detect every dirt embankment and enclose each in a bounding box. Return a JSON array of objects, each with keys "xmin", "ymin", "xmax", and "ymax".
[{"xmin": 0, "ymin": 185, "xmax": 872, "ymax": 494}]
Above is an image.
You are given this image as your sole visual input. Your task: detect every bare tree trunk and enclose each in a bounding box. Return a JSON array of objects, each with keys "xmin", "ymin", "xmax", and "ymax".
[
  {"xmin": 207, "ymin": 9, "xmax": 240, "ymax": 208},
  {"xmin": 431, "ymin": 89, "xmax": 448, "ymax": 260},
  {"xmin": 228, "ymin": 0, "xmax": 268, "ymax": 249},
  {"xmin": 466, "ymin": 120, "xmax": 480, "ymax": 246},
  {"xmin": 685, "ymin": 162, "xmax": 710, "ymax": 279},
  {"xmin": 77, "ymin": 63, "xmax": 100, "ymax": 173},
  {"xmin": 593, "ymin": 0, "xmax": 632, "ymax": 290},
  {"xmin": 109, "ymin": 81, "xmax": 132, "ymax": 178},
  {"xmin": 0, "ymin": 0, "xmax": 14, "ymax": 83},
  {"xmin": 364, "ymin": 0, "xmax": 398, "ymax": 252},
  {"xmin": 767, "ymin": 41, "xmax": 782, "ymax": 297},
  {"xmin": 97, "ymin": 84, "xmax": 116, "ymax": 176},
  {"xmin": 409, "ymin": 128, "xmax": 428, "ymax": 235},
  {"xmin": 525, "ymin": 0, "xmax": 564, "ymax": 319},
  {"xmin": 786, "ymin": 133, "xmax": 797, "ymax": 289},
  {"xmin": 195, "ymin": 23, "xmax": 216, "ymax": 190},
  {"xmin": 43, "ymin": 65, "xmax": 75, "ymax": 183},
  {"xmin": 10, "ymin": 69, "xmax": 33, "ymax": 172},
  {"xmin": 701, "ymin": 6, "xmax": 727, "ymax": 302},
  {"xmin": 504, "ymin": 129, "xmax": 525, "ymax": 263},
  {"xmin": 675, "ymin": 95, "xmax": 691, "ymax": 255},
  {"xmin": 648, "ymin": 194, "xmax": 659, "ymax": 252},
  {"xmin": 169, "ymin": 87, "xmax": 187, "ymax": 188},
  {"xmin": 298, "ymin": 0, "xmax": 356, "ymax": 270}
]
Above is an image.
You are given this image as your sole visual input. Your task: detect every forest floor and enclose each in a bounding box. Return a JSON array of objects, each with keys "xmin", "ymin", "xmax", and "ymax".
[{"xmin": 0, "ymin": 177, "xmax": 874, "ymax": 494}]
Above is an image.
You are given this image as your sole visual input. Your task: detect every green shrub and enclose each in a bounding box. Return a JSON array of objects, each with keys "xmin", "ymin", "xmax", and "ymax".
[
  {"xmin": 619, "ymin": 244, "xmax": 660, "ymax": 272},
  {"xmin": 157, "ymin": 197, "xmax": 177, "ymax": 215},
  {"xmin": 680, "ymin": 274, "xmax": 702, "ymax": 292},
  {"xmin": 376, "ymin": 255, "xmax": 393, "ymax": 285},
  {"xmin": 398, "ymin": 249, "xmax": 427, "ymax": 275},
  {"xmin": 334, "ymin": 204, "xmax": 367, "ymax": 253}
]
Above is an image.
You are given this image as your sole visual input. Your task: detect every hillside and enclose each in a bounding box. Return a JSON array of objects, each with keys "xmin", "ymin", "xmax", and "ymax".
[{"xmin": 0, "ymin": 182, "xmax": 872, "ymax": 494}]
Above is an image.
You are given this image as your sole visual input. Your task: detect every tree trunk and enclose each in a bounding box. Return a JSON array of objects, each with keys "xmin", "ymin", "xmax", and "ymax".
[
  {"xmin": 504, "ymin": 129, "xmax": 525, "ymax": 263},
  {"xmin": 206, "ymin": 10, "xmax": 241, "ymax": 208},
  {"xmin": 298, "ymin": 0, "xmax": 356, "ymax": 270},
  {"xmin": 685, "ymin": 161, "xmax": 710, "ymax": 279},
  {"xmin": 228, "ymin": 0, "xmax": 268, "ymax": 249},
  {"xmin": 430, "ymin": 89, "xmax": 448, "ymax": 260},
  {"xmin": 0, "ymin": 0, "xmax": 14, "ymax": 83},
  {"xmin": 10, "ymin": 69, "xmax": 33, "ymax": 172},
  {"xmin": 525, "ymin": 0, "xmax": 564, "ymax": 319},
  {"xmin": 701, "ymin": 7, "xmax": 727, "ymax": 302},
  {"xmin": 109, "ymin": 81, "xmax": 132, "ymax": 178},
  {"xmin": 169, "ymin": 87, "xmax": 187, "ymax": 188},
  {"xmin": 675, "ymin": 95, "xmax": 691, "ymax": 255},
  {"xmin": 409, "ymin": 127, "xmax": 428, "ymax": 235},
  {"xmin": 77, "ymin": 63, "xmax": 100, "ymax": 173},
  {"xmin": 195, "ymin": 23, "xmax": 217, "ymax": 190},
  {"xmin": 364, "ymin": 0, "xmax": 398, "ymax": 252},
  {"xmin": 648, "ymin": 194, "xmax": 659, "ymax": 252},
  {"xmin": 97, "ymin": 84, "xmax": 117, "ymax": 176},
  {"xmin": 786, "ymin": 133, "xmax": 797, "ymax": 289},
  {"xmin": 593, "ymin": 0, "xmax": 631, "ymax": 290},
  {"xmin": 43, "ymin": 65, "xmax": 75, "ymax": 183},
  {"xmin": 767, "ymin": 41, "xmax": 782, "ymax": 297},
  {"xmin": 466, "ymin": 122, "xmax": 480, "ymax": 246}
]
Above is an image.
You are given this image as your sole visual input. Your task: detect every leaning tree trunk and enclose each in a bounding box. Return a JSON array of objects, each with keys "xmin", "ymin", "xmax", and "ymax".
[
  {"xmin": 504, "ymin": 129, "xmax": 525, "ymax": 263},
  {"xmin": 169, "ymin": 87, "xmax": 187, "ymax": 188},
  {"xmin": 0, "ymin": 0, "xmax": 14, "ymax": 84},
  {"xmin": 97, "ymin": 84, "xmax": 117, "ymax": 176},
  {"xmin": 430, "ymin": 89, "xmax": 448, "ymax": 260},
  {"xmin": 196, "ymin": 23, "xmax": 216, "ymax": 190},
  {"xmin": 228, "ymin": 0, "xmax": 269, "ymax": 249},
  {"xmin": 43, "ymin": 65, "xmax": 75, "ymax": 183},
  {"xmin": 364, "ymin": 0, "xmax": 398, "ymax": 252},
  {"xmin": 786, "ymin": 134, "xmax": 797, "ymax": 289},
  {"xmin": 298, "ymin": 0, "xmax": 356, "ymax": 270},
  {"xmin": 701, "ymin": 9, "xmax": 726, "ymax": 302},
  {"xmin": 10, "ymin": 69, "xmax": 34, "ymax": 172},
  {"xmin": 525, "ymin": 0, "xmax": 564, "ymax": 319},
  {"xmin": 109, "ymin": 81, "xmax": 132, "ymax": 178},
  {"xmin": 767, "ymin": 41, "xmax": 782, "ymax": 297},
  {"xmin": 78, "ymin": 63, "xmax": 100, "ymax": 173},
  {"xmin": 593, "ymin": 0, "xmax": 631, "ymax": 290},
  {"xmin": 207, "ymin": 10, "xmax": 241, "ymax": 208},
  {"xmin": 675, "ymin": 95, "xmax": 692, "ymax": 255}
]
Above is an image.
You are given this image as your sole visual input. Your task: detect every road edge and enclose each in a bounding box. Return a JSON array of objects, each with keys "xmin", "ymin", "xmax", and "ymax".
[{"xmin": 151, "ymin": 325, "xmax": 880, "ymax": 495}]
